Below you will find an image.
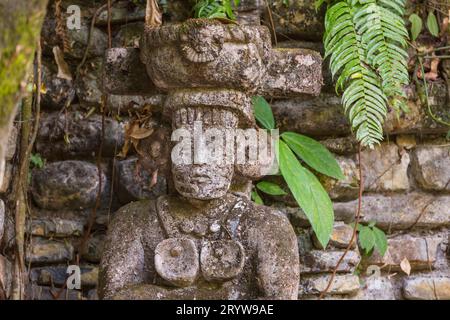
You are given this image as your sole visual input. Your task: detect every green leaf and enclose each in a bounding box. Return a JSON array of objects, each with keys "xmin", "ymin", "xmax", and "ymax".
[
  {"xmin": 372, "ymin": 226, "xmax": 388, "ymax": 256},
  {"xmin": 252, "ymin": 96, "xmax": 275, "ymax": 130},
  {"xmin": 359, "ymin": 226, "xmax": 375, "ymax": 255},
  {"xmin": 30, "ymin": 153, "xmax": 45, "ymax": 169},
  {"xmin": 281, "ymin": 132, "xmax": 344, "ymax": 180},
  {"xmin": 278, "ymin": 140, "xmax": 334, "ymax": 248},
  {"xmin": 427, "ymin": 12, "xmax": 440, "ymax": 37},
  {"xmin": 256, "ymin": 181, "xmax": 287, "ymax": 196},
  {"xmin": 251, "ymin": 191, "xmax": 264, "ymax": 205},
  {"xmin": 409, "ymin": 14, "xmax": 423, "ymax": 41}
]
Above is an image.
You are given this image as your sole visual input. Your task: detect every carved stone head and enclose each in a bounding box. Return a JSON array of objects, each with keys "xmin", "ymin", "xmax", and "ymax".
[{"xmin": 166, "ymin": 90, "xmax": 261, "ymax": 200}]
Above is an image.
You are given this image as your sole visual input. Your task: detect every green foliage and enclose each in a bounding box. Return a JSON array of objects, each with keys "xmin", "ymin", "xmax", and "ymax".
[
  {"xmin": 253, "ymin": 96, "xmax": 343, "ymax": 248},
  {"xmin": 352, "ymin": 222, "xmax": 388, "ymax": 256},
  {"xmin": 279, "ymin": 141, "xmax": 335, "ymax": 248},
  {"xmin": 409, "ymin": 14, "xmax": 423, "ymax": 41},
  {"xmin": 426, "ymin": 11, "xmax": 440, "ymax": 37},
  {"xmin": 318, "ymin": 0, "xmax": 409, "ymax": 148},
  {"xmin": 251, "ymin": 190, "xmax": 264, "ymax": 205},
  {"xmin": 252, "ymin": 95, "xmax": 275, "ymax": 130},
  {"xmin": 193, "ymin": 0, "xmax": 240, "ymax": 20},
  {"xmin": 30, "ymin": 153, "xmax": 45, "ymax": 169},
  {"xmin": 281, "ymin": 132, "xmax": 344, "ymax": 180},
  {"xmin": 256, "ymin": 181, "xmax": 287, "ymax": 196}
]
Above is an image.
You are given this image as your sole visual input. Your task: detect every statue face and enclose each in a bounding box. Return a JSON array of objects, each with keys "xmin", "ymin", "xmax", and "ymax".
[
  {"xmin": 172, "ymin": 163, "xmax": 234, "ymax": 200},
  {"xmin": 171, "ymin": 107, "xmax": 238, "ymax": 200}
]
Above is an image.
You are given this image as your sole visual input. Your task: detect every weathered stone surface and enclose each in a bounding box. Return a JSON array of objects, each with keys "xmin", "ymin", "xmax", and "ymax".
[
  {"xmin": 334, "ymin": 193, "xmax": 450, "ymax": 230},
  {"xmin": 0, "ymin": 199, "xmax": 4, "ymax": 242},
  {"xmin": 365, "ymin": 234, "xmax": 443, "ymax": 271},
  {"xmin": 361, "ymin": 143, "xmax": 410, "ymax": 192},
  {"xmin": 76, "ymin": 58, "xmax": 103, "ymax": 107},
  {"xmin": 0, "ymin": 255, "xmax": 12, "ymax": 299},
  {"xmin": 82, "ymin": 234, "xmax": 105, "ymax": 263},
  {"xmin": 396, "ymin": 135, "xmax": 417, "ymax": 150},
  {"xmin": 403, "ymin": 276, "xmax": 450, "ymax": 300},
  {"xmin": 113, "ymin": 22, "xmax": 144, "ymax": 48},
  {"xmin": 300, "ymin": 250, "xmax": 360, "ymax": 274},
  {"xmin": 31, "ymin": 161, "xmax": 108, "ymax": 210},
  {"xmin": 41, "ymin": 59, "xmax": 75, "ymax": 110},
  {"xmin": 108, "ymin": 94, "xmax": 165, "ymax": 114},
  {"xmin": 30, "ymin": 265, "xmax": 98, "ymax": 288},
  {"xmin": 412, "ymin": 146, "xmax": 450, "ymax": 192},
  {"xmin": 96, "ymin": 1, "xmax": 145, "ymax": 25},
  {"xmin": 115, "ymin": 157, "xmax": 167, "ymax": 204},
  {"xmin": 6, "ymin": 125, "xmax": 17, "ymax": 161},
  {"xmin": 26, "ymin": 284, "xmax": 81, "ymax": 300},
  {"xmin": 320, "ymin": 136, "xmax": 359, "ymax": 155},
  {"xmin": 259, "ymin": 48, "xmax": 322, "ymax": 97},
  {"xmin": 28, "ymin": 218, "xmax": 84, "ymax": 238},
  {"xmin": 36, "ymin": 112, "xmax": 124, "ymax": 159},
  {"xmin": 0, "ymin": 162, "xmax": 11, "ymax": 193},
  {"xmin": 321, "ymin": 156, "xmax": 359, "ymax": 201},
  {"xmin": 278, "ymin": 203, "xmax": 356, "ymax": 228},
  {"xmin": 26, "ymin": 238, "xmax": 74, "ymax": 265},
  {"xmin": 42, "ymin": 15, "xmax": 108, "ymax": 60},
  {"xmin": 354, "ymin": 276, "xmax": 396, "ymax": 300},
  {"xmin": 300, "ymin": 274, "xmax": 360, "ymax": 296},
  {"xmin": 313, "ymin": 222, "xmax": 355, "ymax": 249},
  {"xmin": 272, "ymin": 94, "xmax": 348, "ymax": 137},
  {"xmin": 141, "ymin": 20, "xmax": 271, "ymax": 92},
  {"xmin": 102, "ymin": 48, "xmax": 157, "ymax": 95},
  {"xmin": 272, "ymin": 83, "xmax": 448, "ymax": 138},
  {"xmin": 267, "ymin": 0, "xmax": 324, "ymax": 41}
]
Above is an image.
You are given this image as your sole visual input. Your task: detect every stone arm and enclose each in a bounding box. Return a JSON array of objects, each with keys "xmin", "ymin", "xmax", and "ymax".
[
  {"xmin": 251, "ymin": 209, "xmax": 300, "ymax": 300},
  {"xmin": 99, "ymin": 201, "xmax": 158, "ymax": 299}
]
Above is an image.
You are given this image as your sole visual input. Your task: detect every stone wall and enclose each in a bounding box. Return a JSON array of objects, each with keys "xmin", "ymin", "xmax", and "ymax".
[{"xmin": 0, "ymin": 0, "xmax": 449, "ymax": 300}]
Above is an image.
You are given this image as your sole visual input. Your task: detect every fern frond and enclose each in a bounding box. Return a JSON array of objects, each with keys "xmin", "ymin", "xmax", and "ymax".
[{"xmin": 323, "ymin": 0, "xmax": 409, "ymax": 148}]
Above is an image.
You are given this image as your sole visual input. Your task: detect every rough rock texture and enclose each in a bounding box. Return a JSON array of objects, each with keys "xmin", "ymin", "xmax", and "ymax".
[
  {"xmin": 334, "ymin": 193, "xmax": 450, "ymax": 230},
  {"xmin": 30, "ymin": 265, "xmax": 98, "ymax": 288},
  {"xmin": 28, "ymin": 218, "xmax": 84, "ymax": 238},
  {"xmin": 300, "ymin": 250, "xmax": 360, "ymax": 274},
  {"xmin": 258, "ymin": 48, "xmax": 322, "ymax": 97},
  {"xmin": 321, "ymin": 156, "xmax": 359, "ymax": 201},
  {"xmin": 354, "ymin": 277, "xmax": 396, "ymax": 300},
  {"xmin": 412, "ymin": 146, "xmax": 450, "ymax": 192},
  {"xmin": 300, "ymin": 274, "xmax": 360, "ymax": 296},
  {"xmin": 403, "ymin": 276, "xmax": 450, "ymax": 300},
  {"xmin": 141, "ymin": 20, "xmax": 272, "ymax": 92},
  {"xmin": 26, "ymin": 238, "xmax": 74, "ymax": 265},
  {"xmin": 313, "ymin": 222, "xmax": 355, "ymax": 249},
  {"xmin": 365, "ymin": 234, "xmax": 443, "ymax": 271},
  {"xmin": 102, "ymin": 48, "xmax": 157, "ymax": 95},
  {"xmin": 115, "ymin": 157, "xmax": 167, "ymax": 204},
  {"xmin": 36, "ymin": 112, "xmax": 124, "ymax": 159},
  {"xmin": 361, "ymin": 143, "xmax": 410, "ymax": 192},
  {"xmin": 31, "ymin": 161, "xmax": 108, "ymax": 210}
]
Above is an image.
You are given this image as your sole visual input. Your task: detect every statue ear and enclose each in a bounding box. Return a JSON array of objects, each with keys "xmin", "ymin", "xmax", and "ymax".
[{"xmin": 234, "ymin": 163, "xmax": 265, "ymax": 180}]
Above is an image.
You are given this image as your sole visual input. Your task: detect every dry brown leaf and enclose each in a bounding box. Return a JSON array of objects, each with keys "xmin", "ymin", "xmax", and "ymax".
[
  {"xmin": 400, "ymin": 257, "xmax": 411, "ymax": 276},
  {"xmin": 52, "ymin": 46, "xmax": 72, "ymax": 81},
  {"xmin": 145, "ymin": 0, "xmax": 162, "ymax": 29},
  {"xmin": 129, "ymin": 126, "xmax": 154, "ymax": 140}
]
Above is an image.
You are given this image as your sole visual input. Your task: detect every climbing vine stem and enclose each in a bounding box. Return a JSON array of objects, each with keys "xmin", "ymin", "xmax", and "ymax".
[{"xmin": 320, "ymin": 143, "xmax": 364, "ymax": 299}]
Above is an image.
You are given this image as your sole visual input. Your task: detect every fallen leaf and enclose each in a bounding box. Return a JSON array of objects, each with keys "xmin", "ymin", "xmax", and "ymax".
[
  {"xmin": 129, "ymin": 126, "xmax": 154, "ymax": 140},
  {"xmin": 400, "ymin": 257, "xmax": 411, "ymax": 276},
  {"xmin": 52, "ymin": 46, "xmax": 72, "ymax": 81}
]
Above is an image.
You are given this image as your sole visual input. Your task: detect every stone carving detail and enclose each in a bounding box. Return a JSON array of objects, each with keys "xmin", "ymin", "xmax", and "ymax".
[{"xmin": 99, "ymin": 19, "xmax": 304, "ymax": 300}]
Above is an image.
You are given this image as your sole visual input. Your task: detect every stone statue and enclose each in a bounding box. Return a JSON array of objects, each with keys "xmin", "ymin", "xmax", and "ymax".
[{"xmin": 98, "ymin": 18, "xmax": 323, "ymax": 300}]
